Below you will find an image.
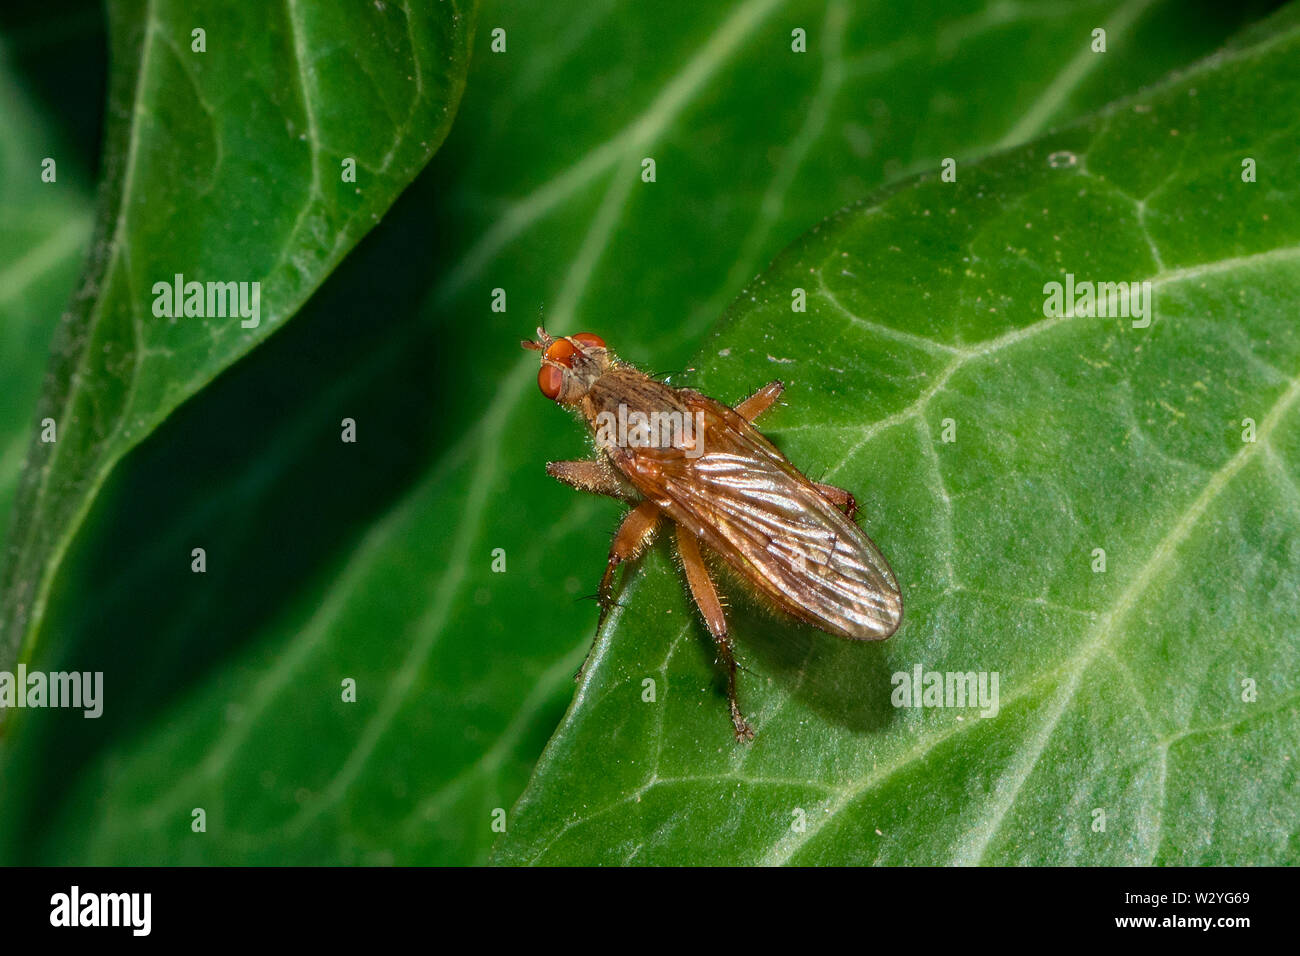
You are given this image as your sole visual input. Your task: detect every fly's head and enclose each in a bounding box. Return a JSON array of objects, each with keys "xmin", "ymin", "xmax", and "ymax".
[{"xmin": 521, "ymin": 328, "xmax": 610, "ymax": 406}]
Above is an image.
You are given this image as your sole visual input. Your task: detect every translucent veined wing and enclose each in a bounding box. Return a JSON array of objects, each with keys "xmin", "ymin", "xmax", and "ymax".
[{"xmin": 608, "ymin": 389, "xmax": 902, "ymax": 640}]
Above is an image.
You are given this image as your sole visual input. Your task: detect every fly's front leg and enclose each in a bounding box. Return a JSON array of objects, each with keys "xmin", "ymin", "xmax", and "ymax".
[
  {"xmin": 813, "ymin": 481, "xmax": 857, "ymax": 520},
  {"xmin": 547, "ymin": 459, "xmax": 632, "ymax": 500},
  {"xmin": 575, "ymin": 499, "xmax": 660, "ymax": 682},
  {"xmin": 675, "ymin": 524, "xmax": 754, "ymax": 741},
  {"xmin": 734, "ymin": 380, "xmax": 785, "ymax": 423}
]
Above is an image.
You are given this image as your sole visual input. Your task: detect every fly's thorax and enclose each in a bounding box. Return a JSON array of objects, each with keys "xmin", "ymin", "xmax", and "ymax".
[
  {"xmin": 581, "ymin": 366, "xmax": 672, "ymax": 418},
  {"xmin": 583, "ymin": 370, "xmax": 708, "ymax": 459}
]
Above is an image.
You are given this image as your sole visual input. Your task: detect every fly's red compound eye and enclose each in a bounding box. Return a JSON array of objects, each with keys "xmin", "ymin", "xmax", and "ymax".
[
  {"xmin": 543, "ymin": 339, "xmax": 578, "ymax": 367},
  {"xmin": 543, "ymin": 334, "xmax": 605, "ymax": 368},
  {"xmin": 538, "ymin": 363, "xmax": 564, "ymax": 400}
]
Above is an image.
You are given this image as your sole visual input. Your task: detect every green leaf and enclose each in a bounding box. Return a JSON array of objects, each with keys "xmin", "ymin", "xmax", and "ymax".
[
  {"xmin": 0, "ymin": 0, "xmax": 1286, "ymax": 865},
  {"xmin": 0, "ymin": 22, "xmax": 97, "ymax": 543},
  {"xmin": 495, "ymin": 12, "xmax": 1300, "ymax": 864},
  {"xmin": 0, "ymin": 0, "xmax": 476, "ymax": 670}
]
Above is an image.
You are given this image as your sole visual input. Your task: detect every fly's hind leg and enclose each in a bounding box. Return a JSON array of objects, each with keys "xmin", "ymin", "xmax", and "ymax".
[
  {"xmin": 813, "ymin": 481, "xmax": 857, "ymax": 520},
  {"xmin": 575, "ymin": 499, "xmax": 660, "ymax": 682},
  {"xmin": 734, "ymin": 380, "xmax": 785, "ymax": 423},
  {"xmin": 675, "ymin": 524, "xmax": 755, "ymax": 741}
]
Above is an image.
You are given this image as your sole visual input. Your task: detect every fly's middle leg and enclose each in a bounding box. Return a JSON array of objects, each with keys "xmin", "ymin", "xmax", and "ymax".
[
  {"xmin": 675, "ymin": 524, "xmax": 755, "ymax": 741},
  {"xmin": 576, "ymin": 499, "xmax": 660, "ymax": 682},
  {"xmin": 813, "ymin": 481, "xmax": 858, "ymax": 520},
  {"xmin": 734, "ymin": 380, "xmax": 785, "ymax": 423}
]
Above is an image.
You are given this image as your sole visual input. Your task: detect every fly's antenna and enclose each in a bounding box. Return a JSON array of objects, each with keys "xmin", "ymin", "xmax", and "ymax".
[
  {"xmin": 536, "ymin": 307, "xmax": 555, "ymax": 346},
  {"xmin": 521, "ymin": 325, "xmax": 555, "ymax": 352}
]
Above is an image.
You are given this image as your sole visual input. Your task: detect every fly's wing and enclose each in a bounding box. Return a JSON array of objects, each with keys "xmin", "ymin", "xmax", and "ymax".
[{"xmin": 610, "ymin": 390, "xmax": 902, "ymax": 640}]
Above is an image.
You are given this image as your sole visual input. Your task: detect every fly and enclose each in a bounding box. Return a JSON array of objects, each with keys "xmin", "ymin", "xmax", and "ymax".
[{"xmin": 523, "ymin": 328, "xmax": 902, "ymax": 740}]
